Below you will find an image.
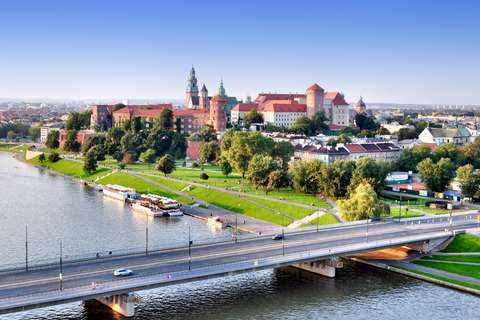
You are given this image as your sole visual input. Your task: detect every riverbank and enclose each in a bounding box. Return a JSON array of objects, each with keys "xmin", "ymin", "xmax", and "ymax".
[{"xmin": 347, "ymin": 232, "xmax": 480, "ymax": 297}]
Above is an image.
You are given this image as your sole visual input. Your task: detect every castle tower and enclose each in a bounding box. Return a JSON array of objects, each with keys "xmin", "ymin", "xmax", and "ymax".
[
  {"xmin": 199, "ymin": 84, "xmax": 209, "ymax": 109},
  {"xmin": 306, "ymin": 83, "xmax": 324, "ymax": 119},
  {"xmin": 186, "ymin": 66, "xmax": 199, "ymax": 107},
  {"xmin": 218, "ymin": 77, "xmax": 227, "ymax": 98},
  {"xmin": 210, "ymin": 95, "xmax": 227, "ymax": 133}
]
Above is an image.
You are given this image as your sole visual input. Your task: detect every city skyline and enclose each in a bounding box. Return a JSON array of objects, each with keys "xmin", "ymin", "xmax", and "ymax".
[{"xmin": 1, "ymin": 0, "xmax": 479, "ymax": 105}]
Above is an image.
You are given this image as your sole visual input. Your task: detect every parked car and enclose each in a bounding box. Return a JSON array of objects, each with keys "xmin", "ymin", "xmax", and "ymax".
[
  {"xmin": 272, "ymin": 234, "xmax": 284, "ymax": 240},
  {"xmin": 476, "ymin": 208, "xmax": 480, "ymax": 213},
  {"xmin": 114, "ymin": 269, "xmax": 133, "ymax": 276}
]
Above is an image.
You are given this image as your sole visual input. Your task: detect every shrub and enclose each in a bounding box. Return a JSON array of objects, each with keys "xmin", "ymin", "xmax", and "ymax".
[
  {"xmin": 200, "ymin": 172, "xmax": 209, "ymax": 180},
  {"xmin": 118, "ymin": 162, "xmax": 127, "ymax": 169},
  {"xmin": 192, "ymin": 161, "xmax": 199, "ymax": 168},
  {"xmin": 48, "ymin": 152, "xmax": 60, "ymax": 163}
]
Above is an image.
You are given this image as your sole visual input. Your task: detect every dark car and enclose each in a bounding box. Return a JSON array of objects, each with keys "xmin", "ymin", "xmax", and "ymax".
[{"xmin": 272, "ymin": 234, "xmax": 284, "ymax": 240}]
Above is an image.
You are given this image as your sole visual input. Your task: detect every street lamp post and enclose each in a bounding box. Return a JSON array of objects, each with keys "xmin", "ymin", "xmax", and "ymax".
[
  {"xmin": 235, "ymin": 205, "xmax": 240, "ymax": 243},
  {"xmin": 282, "ymin": 217, "xmax": 285, "ymax": 256},
  {"xmin": 145, "ymin": 215, "xmax": 149, "ymax": 255},
  {"xmin": 25, "ymin": 225, "xmax": 28, "ymax": 271},
  {"xmin": 186, "ymin": 223, "xmax": 191, "ymax": 270},
  {"xmin": 399, "ymin": 195, "xmax": 402, "ymax": 222},
  {"xmin": 450, "ymin": 203, "xmax": 453, "ymax": 231},
  {"xmin": 56, "ymin": 237, "xmax": 63, "ymax": 291}
]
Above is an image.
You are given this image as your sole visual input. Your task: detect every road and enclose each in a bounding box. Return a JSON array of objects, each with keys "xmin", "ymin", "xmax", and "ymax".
[{"xmin": 0, "ymin": 214, "xmax": 476, "ymax": 301}]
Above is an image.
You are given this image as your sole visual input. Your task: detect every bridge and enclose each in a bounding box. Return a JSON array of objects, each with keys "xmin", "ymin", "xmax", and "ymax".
[{"xmin": 0, "ymin": 215, "xmax": 474, "ymax": 317}]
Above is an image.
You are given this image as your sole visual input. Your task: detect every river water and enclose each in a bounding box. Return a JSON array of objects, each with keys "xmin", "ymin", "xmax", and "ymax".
[{"xmin": 1, "ymin": 152, "xmax": 479, "ymax": 319}]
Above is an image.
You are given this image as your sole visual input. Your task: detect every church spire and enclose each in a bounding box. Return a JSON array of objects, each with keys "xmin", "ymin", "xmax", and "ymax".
[
  {"xmin": 218, "ymin": 77, "xmax": 226, "ymax": 98},
  {"xmin": 474, "ymin": 117, "xmax": 477, "ymax": 130}
]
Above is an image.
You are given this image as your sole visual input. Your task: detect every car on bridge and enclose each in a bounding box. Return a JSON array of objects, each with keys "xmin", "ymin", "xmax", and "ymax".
[
  {"xmin": 272, "ymin": 234, "xmax": 284, "ymax": 240},
  {"xmin": 114, "ymin": 269, "xmax": 133, "ymax": 276}
]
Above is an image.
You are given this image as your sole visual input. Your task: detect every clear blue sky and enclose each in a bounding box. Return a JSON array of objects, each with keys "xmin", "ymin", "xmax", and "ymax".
[{"xmin": 1, "ymin": 0, "xmax": 479, "ymax": 105}]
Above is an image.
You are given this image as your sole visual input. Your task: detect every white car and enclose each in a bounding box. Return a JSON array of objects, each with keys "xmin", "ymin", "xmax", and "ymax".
[{"xmin": 114, "ymin": 269, "xmax": 133, "ymax": 276}]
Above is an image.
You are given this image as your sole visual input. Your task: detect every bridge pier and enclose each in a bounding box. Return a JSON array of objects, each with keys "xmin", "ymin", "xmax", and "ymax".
[
  {"xmin": 95, "ymin": 293, "xmax": 135, "ymax": 317},
  {"xmin": 292, "ymin": 259, "xmax": 343, "ymax": 278}
]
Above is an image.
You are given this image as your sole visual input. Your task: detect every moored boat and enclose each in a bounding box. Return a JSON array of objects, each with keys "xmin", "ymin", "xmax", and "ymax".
[
  {"xmin": 207, "ymin": 216, "xmax": 227, "ymax": 229},
  {"xmin": 130, "ymin": 200, "xmax": 165, "ymax": 217},
  {"xmin": 103, "ymin": 184, "xmax": 137, "ymax": 202},
  {"xmin": 131, "ymin": 193, "xmax": 183, "ymax": 216}
]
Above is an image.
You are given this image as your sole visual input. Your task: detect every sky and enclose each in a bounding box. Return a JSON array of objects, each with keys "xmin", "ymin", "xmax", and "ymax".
[{"xmin": 0, "ymin": 0, "xmax": 479, "ymax": 105}]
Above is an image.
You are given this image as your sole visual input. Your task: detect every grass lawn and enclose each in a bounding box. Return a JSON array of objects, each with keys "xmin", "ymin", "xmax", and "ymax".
[
  {"xmin": 160, "ymin": 167, "xmax": 243, "ymax": 188},
  {"xmin": 0, "ymin": 143, "xmax": 19, "ymax": 148},
  {"xmin": 391, "ymin": 265, "xmax": 480, "ymax": 291},
  {"xmin": 387, "ymin": 207, "xmax": 424, "ymax": 218},
  {"xmin": 39, "ymin": 148, "xmax": 73, "ymax": 154},
  {"xmin": 97, "ymin": 171, "xmax": 194, "ymax": 205},
  {"xmin": 195, "ymin": 164, "xmax": 240, "ymax": 174},
  {"xmin": 380, "ymin": 196, "xmax": 429, "ymax": 206},
  {"xmin": 243, "ymin": 196, "xmax": 317, "ymax": 220},
  {"xmin": 138, "ymin": 174, "xmax": 191, "ymax": 191},
  {"xmin": 300, "ymin": 213, "xmax": 339, "ymax": 227},
  {"xmin": 29, "ymin": 156, "xmax": 112, "ymax": 180},
  {"xmin": 232, "ymin": 185, "xmax": 332, "ymax": 208},
  {"xmin": 413, "ymin": 207, "xmax": 469, "ymax": 215},
  {"xmin": 187, "ymin": 185, "xmax": 292, "ymax": 226},
  {"xmin": 420, "ymin": 255, "xmax": 480, "ymax": 263},
  {"xmin": 411, "ymin": 260, "xmax": 480, "ymax": 279},
  {"xmin": 441, "ymin": 234, "xmax": 480, "ymax": 253}
]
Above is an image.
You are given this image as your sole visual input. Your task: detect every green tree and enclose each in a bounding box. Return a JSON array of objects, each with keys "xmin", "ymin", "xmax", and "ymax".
[
  {"xmin": 267, "ymin": 170, "xmax": 291, "ymax": 193},
  {"xmin": 83, "ymin": 149, "xmax": 98, "ymax": 174},
  {"xmin": 226, "ymin": 131, "xmax": 251, "ymax": 178},
  {"xmin": 113, "ymin": 103, "xmax": 126, "ymax": 112},
  {"xmin": 199, "ymin": 141, "xmax": 218, "ymax": 163},
  {"xmin": 7, "ymin": 131, "xmax": 15, "ymax": 139},
  {"xmin": 311, "ymin": 110, "xmax": 329, "ymax": 133},
  {"xmin": 456, "ymin": 164, "xmax": 480, "ymax": 199},
  {"xmin": 272, "ymin": 140, "xmax": 295, "ymax": 169},
  {"xmin": 291, "ymin": 161, "xmax": 309, "ymax": 193},
  {"xmin": 106, "ymin": 127, "xmax": 125, "ymax": 144},
  {"xmin": 48, "ymin": 152, "xmax": 60, "ymax": 163},
  {"xmin": 433, "ymin": 142, "xmax": 461, "ymax": 165},
  {"xmin": 100, "ymin": 120, "xmax": 108, "ymax": 132},
  {"xmin": 38, "ymin": 153, "xmax": 46, "ymax": 164},
  {"xmin": 140, "ymin": 149, "xmax": 157, "ymax": 167},
  {"xmin": 201, "ymin": 124, "xmax": 218, "ymax": 142},
  {"xmin": 155, "ymin": 154, "xmax": 176, "ymax": 176},
  {"xmin": 155, "ymin": 107, "xmax": 174, "ymax": 130},
  {"xmin": 63, "ymin": 130, "xmax": 81, "ymax": 152},
  {"xmin": 112, "ymin": 151, "xmax": 125, "ymax": 163},
  {"xmin": 29, "ymin": 126, "xmax": 41, "ymax": 141},
  {"xmin": 244, "ymin": 108, "xmax": 264, "ymax": 124},
  {"xmin": 377, "ymin": 127, "xmax": 391, "ymax": 135},
  {"xmin": 460, "ymin": 142, "xmax": 479, "ymax": 166},
  {"xmin": 90, "ymin": 144, "xmax": 106, "ymax": 161},
  {"xmin": 347, "ymin": 157, "xmax": 391, "ymax": 197},
  {"xmin": 122, "ymin": 119, "xmax": 132, "ymax": 132},
  {"xmin": 417, "ymin": 157, "xmax": 455, "ymax": 192},
  {"xmin": 327, "ymin": 138, "xmax": 337, "ymax": 147},
  {"xmin": 320, "ymin": 160, "xmax": 355, "ymax": 199},
  {"xmin": 247, "ymin": 155, "xmax": 278, "ymax": 194},
  {"xmin": 66, "ymin": 113, "xmax": 82, "ymax": 131},
  {"xmin": 339, "ymin": 183, "xmax": 390, "ymax": 221},
  {"xmin": 131, "ymin": 116, "xmax": 142, "ymax": 133},
  {"xmin": 219, "ymin": 156, "xmax": 233, "ymax": 177},
  {"xmin": 355, "ymin": 113, "xmax": 380, "ymax": 131}
]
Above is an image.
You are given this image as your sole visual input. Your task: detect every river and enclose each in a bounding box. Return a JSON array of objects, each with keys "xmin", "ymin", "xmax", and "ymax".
[{"xmin": 1, "ymin": 152, "xmax": 479, "ymax": 319}]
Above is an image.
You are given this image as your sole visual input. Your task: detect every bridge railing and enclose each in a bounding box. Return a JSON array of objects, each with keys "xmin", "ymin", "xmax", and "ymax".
[{"xmin": 0, "ymin": 229, "xmax": 453, "ymax": 302}]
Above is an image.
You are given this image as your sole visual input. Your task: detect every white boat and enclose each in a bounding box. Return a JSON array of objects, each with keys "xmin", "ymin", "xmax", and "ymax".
[
  {"xmin": 133, "ymin": 193, "xmax": 183, "ymax": 216},
  {"xmin": 103, "ymin": 184, "xmax": 137, "ymax": 202},
  {"xmin": 130, "ymin": 201, "xmax": 165, "ymax": 217},
  {"xmin": 207, "ymin": 216, "xmax": 227, "ymax": 229}
]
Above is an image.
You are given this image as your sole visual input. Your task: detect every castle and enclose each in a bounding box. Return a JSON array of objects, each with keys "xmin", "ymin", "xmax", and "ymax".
[
  {"xmin": 231, "ymin": 84, "xmax": 350, "ymax": 128},
  {"xmin": 91, "ymin": 67, "xmax": 351, "ymax": 138}
]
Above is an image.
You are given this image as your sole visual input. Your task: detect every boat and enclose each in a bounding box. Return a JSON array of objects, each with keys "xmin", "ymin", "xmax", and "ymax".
[
  {"xmin": 103, "ymin": 184, "xmax": 137, "ymax": 202},
  {"xmin": 207, "ymin": 216, "xmax": 227, "ymax": 229},
  {"xmin": 131, "ymin": 193, "xmax": 183, "ymax": 216},
  {"xmin": 130, "ymin": 200, "xmax": 165, "ymax": 217}
]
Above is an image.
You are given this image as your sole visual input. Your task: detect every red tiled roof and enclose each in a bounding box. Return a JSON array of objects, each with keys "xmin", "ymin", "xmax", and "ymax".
[
  {"xmin": 323, "ymin": 92, "xmax": 349, "ymax": 105},
  {"xmin": 253, "ymin": 93, "xmax": 306, "ymax": 104},
  {"xmin": 231, "ymin": 103, "xmax": 259, "ymax": 112},
  {"xmin": 261, "ymin": 100, "xmax": 306, "ymax": 112},
  {"xmin": 307, "ymin": 83, "xmax": 324, "ymax": 91},
  {"xmin": 211, "ymin": 95, "xmax": 227, "ymax": 102},
  {"xmin": 344, "ymin": 144, "xmax": 366, "ymax": 152}
]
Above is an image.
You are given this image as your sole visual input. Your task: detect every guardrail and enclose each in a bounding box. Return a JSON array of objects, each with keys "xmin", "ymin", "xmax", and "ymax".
[{"xmin": 0, "ymin": 229, "xmax": 453, "ymax": 302}]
